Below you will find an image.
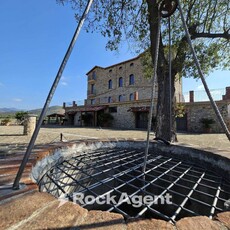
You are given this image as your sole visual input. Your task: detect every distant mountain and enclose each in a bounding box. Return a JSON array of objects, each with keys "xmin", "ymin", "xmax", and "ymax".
[
  {"xmin": 0, "ymin": 106, "xmax": 64, "ymax": 117},
  {"xmin": 29, "ymin": 106, "xmax": 65, "ymax": 116},
  {"xmin": 0, "ymin": 108, "xmax": 19, "ymax": 113}
]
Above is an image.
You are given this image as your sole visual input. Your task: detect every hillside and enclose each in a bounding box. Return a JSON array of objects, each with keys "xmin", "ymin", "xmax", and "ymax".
[
  {"xmin": 0, "ymin": 106, "xmax": 64, "ymax": 117},
  {"xmin": 29, "ymin": 106, "xmax": 65, "ymax": 116},
  {"xmin": 0, "ymin": 108, "xmax": 19, "ymax": 113}
]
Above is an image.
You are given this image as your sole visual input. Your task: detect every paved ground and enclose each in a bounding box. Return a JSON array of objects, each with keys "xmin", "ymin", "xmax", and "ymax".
[
  {"xmin": 0, "ymin": 125, "xmax": 229, "ymax": 157},
  {"xmin": 0, "ymin": 125, "xmax": 229, "ymax": 230}
]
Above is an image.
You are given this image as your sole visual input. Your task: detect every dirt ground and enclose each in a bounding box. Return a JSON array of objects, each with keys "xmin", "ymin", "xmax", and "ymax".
[{"xmin": 0, "ymin": 125, "xmax": 229, "ymax": 156}]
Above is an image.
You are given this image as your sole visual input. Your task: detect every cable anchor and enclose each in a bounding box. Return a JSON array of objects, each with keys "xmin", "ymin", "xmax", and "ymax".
[{"xmin": 159, "ymin": 0, "xmax": 178, "ymax": 18}]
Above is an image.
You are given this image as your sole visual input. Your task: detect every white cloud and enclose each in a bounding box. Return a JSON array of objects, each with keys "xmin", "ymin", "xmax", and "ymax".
[
  {"xmin": 197, "ymin": 85, "xmax": 204, "ymax": 90},
  {"xmin": 61, "ymin": 81, "xmax": 68, "ymax": 86},
  {"xmin": 60, "ymin": 76, "xmax": 68, "ymax": 86},
  {"xmin": 61, "ymin": 76, "xmax": 67, "ymax": 80},
  {"xmin": 13, "ymin": 98, "xmax": 22, "ymax": 102}
]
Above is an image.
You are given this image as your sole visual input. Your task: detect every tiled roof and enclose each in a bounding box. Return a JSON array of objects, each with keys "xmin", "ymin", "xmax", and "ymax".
[{"xmin": 67, "ymin": 106, "xmax": 107, "ymax": 113}]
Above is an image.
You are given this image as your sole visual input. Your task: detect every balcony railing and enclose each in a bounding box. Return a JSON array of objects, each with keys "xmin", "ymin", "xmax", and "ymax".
[
  {"xmin": 87, "ymin": 89, "xmax": 96, "ymax": 96},
  {"xmin": 88, "ymin": 75, "xmax": 96, "ymax": 81},
  {"xmin": 183, "ymin": 88, "xmax": 226, "ymax": 102},
  {"xmin": 63, "ymin": 100, "xmax": 84, "ymax": 108}
]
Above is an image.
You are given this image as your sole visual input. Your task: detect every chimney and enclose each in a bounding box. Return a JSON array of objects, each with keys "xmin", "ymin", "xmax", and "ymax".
[
  {"xmin": 63, "ymin": 102, "xmax": 66, "ymax": 109},
  {"xmin": 222, "ymin": 87, "xmax": 230, "ymax": 100},
  {"xmin": 134, "ymin": 91, "xmax": 139, "ymax": 101},
  {"xmin": 189, "ymin": 91, "xmax": 194, "ymax": 103}
]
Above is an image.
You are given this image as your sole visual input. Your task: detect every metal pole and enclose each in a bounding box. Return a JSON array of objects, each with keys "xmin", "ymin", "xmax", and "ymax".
[
  {"xmin": 168, "ymin": 17, "xmax": 172, "ymax": 141},
  {"xmin": 13, "ymin": 0, "xmax": 94, "ymax": 189},
  {"xmin": 177, "ymin": 0, "xmax": 230, "ymax": 141},
  {"xmin": 143, "ymin": 11, "xmax": 161, "ymax": 175}
]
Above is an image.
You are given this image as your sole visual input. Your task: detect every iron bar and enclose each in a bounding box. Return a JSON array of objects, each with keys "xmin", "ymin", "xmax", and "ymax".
[
  {"xmin": 143, "ymin": 10, "xmax": 161, "ymax": 176},
  {"xmin": 68, "ymin": 155, "xmax": 167, "ymax": 195},
  {"xmin": 13, "ymin": 0, "xmax": 94, "ymax": 189},
  {"xmin": 168, "ymin": 16, "xmax": 172, "ymax": 141},
  {"xmin": 39, "ymin": 148, "xmax": 230, "ymax": 221},
  {"xmin": 136, "ymin": 166, "xmax": 192, "ymax": 219},
  {"xmin": 107, "ymin": 161, "xmax": 181, "ymax": 211},
  {"xmin": 177, "ymin": 0, "xmax": 230, "ymax": 141},
  {"xmin": 65, "ymin": 151, "xmax": 151, "ymax": 185},
  {"xmin": 171, "ymin": 172, "xmax": 206, "ymax": 221},
  {"xmin": 209, "ymin": 183, "xmax": 222, "ymax": 218}
]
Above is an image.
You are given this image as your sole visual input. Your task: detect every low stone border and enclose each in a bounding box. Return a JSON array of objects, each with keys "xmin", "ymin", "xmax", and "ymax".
[
  {"xmin": 33, "ymin": 139, "xmax": 230, "ymax": 182},
  {"xmin": 30, "ymin": 139, "xmax": 230, "ymax": 229}
]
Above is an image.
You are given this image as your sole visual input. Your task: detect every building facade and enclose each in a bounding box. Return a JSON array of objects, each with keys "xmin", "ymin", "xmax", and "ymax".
[
  {"xmin": 176, "ymin": 88, "xmax": 230, "ymax": 133},
  {"xmin": 64, "ymin": 54, "xmax": 183, "ymax": 129}
]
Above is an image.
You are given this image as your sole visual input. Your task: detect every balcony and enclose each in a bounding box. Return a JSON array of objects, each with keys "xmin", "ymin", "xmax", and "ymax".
[
  {"xmin": 87, "ymin": 89, "xmax": 96, "ymax": 97},
  {"xmin": 88, "ymin": 74, "xmax": 96, "ymax": 82}
]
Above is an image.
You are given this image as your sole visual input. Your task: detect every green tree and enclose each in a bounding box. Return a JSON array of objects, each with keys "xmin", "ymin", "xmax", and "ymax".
[
  {"xmin": 15, "ymin": 111, "xmax": 28, "ymax": 124},
  {"xmin": 57, "ymin": 0, "xmax": 229, "ymax": 141}
]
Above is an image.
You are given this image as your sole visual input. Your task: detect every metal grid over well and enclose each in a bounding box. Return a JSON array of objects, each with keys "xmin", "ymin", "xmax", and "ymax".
[{"xmin": 39, "ymin": 148, "xmax": 230, "ymax": 222}]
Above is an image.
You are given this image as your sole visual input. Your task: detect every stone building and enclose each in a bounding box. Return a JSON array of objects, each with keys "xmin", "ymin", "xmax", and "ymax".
[
  {"xmin": 176, "ymin": 87, "xmax": 230, "ymax": 133},
  {"xmin": 64, "ymin": 53, "xmax": 230, "ymax": 133},
  {"xmin": 64, "ymin": 53, "xmax": 183, "ymax": 129}
]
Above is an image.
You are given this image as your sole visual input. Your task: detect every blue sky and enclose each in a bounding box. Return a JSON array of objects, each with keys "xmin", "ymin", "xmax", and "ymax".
[{"xmin": 0, "ymin": 1, "xmax": 229, "ymax": 110}]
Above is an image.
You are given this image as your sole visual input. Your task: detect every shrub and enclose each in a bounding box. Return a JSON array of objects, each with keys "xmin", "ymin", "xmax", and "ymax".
[
  {"xmin": 98, "ymin": 113, "xmax": 114, "ymax": 126},
  {"xmin": 1, "ymin": 117, "xmax": 11, "ymax": 126},
  {"xmin": 200, "ymin": 118, "xmax": 215, "ymax": 129},
  {"xmin": 175, "ymin": 103, "xmax": 186, "ymax": 118}
]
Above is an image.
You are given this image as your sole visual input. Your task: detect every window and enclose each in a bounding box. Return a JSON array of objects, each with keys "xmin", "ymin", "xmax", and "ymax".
[
  {"xmin": 130, "ymin": 63, "xmax": 134, "ymax": 67},
  {"xmin": 91, "ymin": 84, "xmax": 95, "ymax": 94},
  {"xmin": 91, "ymin": 99, "xmax": 95, "ymax": 105},
  {"xmin": 119, "ymin": 77, "xmax": 123, "ymax": 87},
  {"xmin": 109, "ymin": 69, "xmax": 112, "ymax": 73},
  {"xmin": 118, "ymin": 95, "xmax": 123, "ymax": 102},
  {"xmin": 108, "ymin": 79, "xmax": 112, "ymax": 89},
  {"xmin": 129, "ymin": 74, "xmax": 134, "ymax": 85},
  {"xmin": 109, "ymin": 107, "xmax": 117, "ymax": 113},
  {"xmin": 129, "ymin": 93, "xmax": 134, "ymax": 101},
  {"xmin": 92, "ymin": 71, "xmax": 96, "ymax": 80},
  {"xmin": 119, "ymin": 66, "xmax": 122, "ymax": 70},
  {"xmin": 108, "ymin": 97, "xmax": 112, "ymax": 103}
]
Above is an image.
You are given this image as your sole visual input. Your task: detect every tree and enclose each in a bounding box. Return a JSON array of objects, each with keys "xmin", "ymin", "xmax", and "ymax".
[
  {"xmin": 57, "ymin": 0, "xmax": 230, "ymax": 141},
  {"xmin": 15, "ymin": 111, "xmax": 28, "ymax": 124}
]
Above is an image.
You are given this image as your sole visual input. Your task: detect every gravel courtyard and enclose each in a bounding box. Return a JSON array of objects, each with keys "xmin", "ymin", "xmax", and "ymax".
[{"xmin": 0, "ymin": 125, "xmax": 229, "ymax": 157}]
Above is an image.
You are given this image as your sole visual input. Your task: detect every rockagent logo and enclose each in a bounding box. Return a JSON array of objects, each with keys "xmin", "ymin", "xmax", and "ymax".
[{"xmin": 73, "ymin": 192, "xmax": 173, "ymax": 208}]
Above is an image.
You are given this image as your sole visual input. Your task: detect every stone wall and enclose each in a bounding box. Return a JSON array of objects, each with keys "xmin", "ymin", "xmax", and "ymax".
[
  {"xmin": 185, "ymin": 100, "xmax": 230, "ymax": 133},
  {"xmin": 23, "ymin": 114, "xmax": 37, "ymax": 136},
  {"xmin": 86, "ymin": 54, "xmax": 182, "ymax": 106},
  {"xmin": 107, "ymin": 101, "xmax": 154, "ymax": 129},
  {"xmin": 65, "ymin": 53, "xmax": 183, "ymax": 129},
  {"xmin": 65, "ymin": 100, "xmax": 155, "ymax": 129}
]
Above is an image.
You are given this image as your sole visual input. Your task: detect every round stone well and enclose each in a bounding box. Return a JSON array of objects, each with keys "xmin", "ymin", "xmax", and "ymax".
[{"xmin": 31, "ymin": 140, "xmax": 230, "ymax": 223}]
